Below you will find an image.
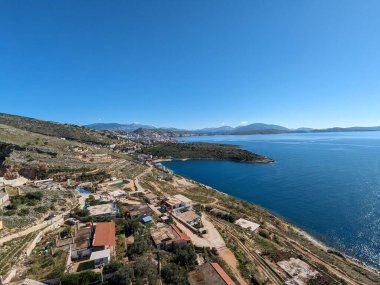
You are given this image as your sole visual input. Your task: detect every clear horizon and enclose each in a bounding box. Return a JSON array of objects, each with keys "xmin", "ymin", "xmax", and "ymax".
[{"xmin": 1, "ymin": 1, "xmax": 380, "ymax": 129}]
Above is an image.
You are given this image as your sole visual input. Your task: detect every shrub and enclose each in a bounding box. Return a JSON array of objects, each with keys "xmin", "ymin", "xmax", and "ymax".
[
  {"xmin": 5, "ymin": 204, "xmax": 18, "ymax": 210},
  {"xmin": 124, "ymin": 219, "xmax": 141, "ymax": 236},
  {"xmin": 133, "ymin": 257, "xmax": 158, "ymax": 284},
  {"xmin": 173, "ymin": 245, "xmax": 197, "ymax": 270},
  {"xmin": 26, "ymin": 199, "xmax": 37, "ymax": 206},
  {"xmin": 161, "ymin": 263, "xmax": 189, "ymax": 285},
  {"xmin": 74, "ymin": 208, "xmax": 89, "ymax": 217},
  {"xmin": 60, "ymin": 227, "xmax": 71, "ymax": 239},
  {"xmin": 262, "ymin": 250, "xmax": 294, "ymax": 263},
  {"xmin": 127, "ymin": 237, "xmax": 148, "ymax": 258},
  {"xmin": 61, "ymin": 270, "xmax": 100, "ymax": 285},
  {"xmin": 35, "ymin": 206, "xmax": 48, "ymax": 213},
  {"xmin": 307, "ymin": 274, "xmax": 339, "ymax": 285},
  {"xmin": 18, "ymin": 208, "xmax": 30, "ymax": 216},
  {"xmin": 258, "ymin": 229, "xmax": 270, "ymax": 239},
  {"xmin": 26, "ymin": 191, "xmax": 43, "ymax": 200},
  {"xmin": 10, "ymin": 195, "xmax": 25, "ymax": 206},
  {"xmin": 109, "ymin": 265, "xmax": 133, "ymax": 285},
  {"xmin": 3, "ymin": 210, "xmax": 16, "ymax": 216},
  {"xmin": 103, "ymin": 261, "xmax": 122, "ymax": 274}
]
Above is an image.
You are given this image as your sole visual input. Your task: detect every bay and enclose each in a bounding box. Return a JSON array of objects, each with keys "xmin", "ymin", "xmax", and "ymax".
[{"xmin": 162, "ymin": 132, "xmax": 380, "ymax": 269}]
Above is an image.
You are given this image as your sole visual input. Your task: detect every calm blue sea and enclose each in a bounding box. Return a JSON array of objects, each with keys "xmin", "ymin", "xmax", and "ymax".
[{"xmin": 162, "ymin": 132, "xmax": 380, "ymax": 269}]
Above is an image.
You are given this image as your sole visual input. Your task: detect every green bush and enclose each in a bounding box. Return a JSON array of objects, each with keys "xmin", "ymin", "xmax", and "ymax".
[
  {"xmin": 173, "ymin": 245, "xmax": 197, "ymax": 270},
  {"xmin": 258, "ymin": 229, "xmax": 270, "ymax": 239},
  {"xmin": 26, "ymin": 191, "xmax": 43, "ymax": 200},
  {"xmin": 127, "ymin": 237, "xmax": 148, "ymax": 258},
  {"xmin": 161, "ymin": 263, "xmax": 189, "ymax": 285},
  {"xmin": 61, "ymin": 270, "xmax": 100, "ymax": 285},
  {"xmin": 103, "ymin": 261, "xmax": 122, "ymax": 274},
  {"xmin": 124, "ymin": 219, "xmax": 141, "ymax": 236},
  {"xmin": 74, "ymin": 208, "xmax": 89, "ymax": 217},
  {"xmin": 3, "ymin": 210, "xmax": 16, "ymax": 216},
  {"xmin": 5, "ymin": 204, "xmax": 18, "ymax": 210},
  {"xmin": 10, "ymin": 195, "xmax": 25, "ymax": 206},
  {"xmin": 60, "ymin": 227, "xmax": 71, "ymax": 239},
  {"xmin": 35, "ymin": 206, "xmax": 48, "ymax": 213},
  {"xmin": 133, "ymin": 257, "xmax": 158, "ymax": 284},
  {"xmin": 26, "ymin": 199, "xmax": 37, "ymax": 206},
  {"xmin": 18, "ymin": 208, "xmax": 30, "ymax": 216},
  {"xmin": 109, "ymin": 266, "xmax": 133, "ymax": 285}
]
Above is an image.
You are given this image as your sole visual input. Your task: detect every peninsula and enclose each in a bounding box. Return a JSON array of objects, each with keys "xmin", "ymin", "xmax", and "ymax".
[{"xmin": 140, "ymin": 142, "xmax": 274, "ymax": 163}]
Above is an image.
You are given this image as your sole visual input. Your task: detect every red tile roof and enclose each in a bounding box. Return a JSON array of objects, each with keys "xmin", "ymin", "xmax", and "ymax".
[
  {"xmin": 211, "ymin": 263, "xmax": 236, "ymax": 285},
  {"xmin": 170, "ymin": 224, "xmax": 191, "ymax": 241},
  {"xmin": 93, "ymin": 222, "xmax": 116, "ymax": 247}
]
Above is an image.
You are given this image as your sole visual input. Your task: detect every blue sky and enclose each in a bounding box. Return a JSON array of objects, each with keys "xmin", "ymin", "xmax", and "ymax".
[{"xmin": 1, "ymin": 1, "xmax": 379, "ymax": 129}]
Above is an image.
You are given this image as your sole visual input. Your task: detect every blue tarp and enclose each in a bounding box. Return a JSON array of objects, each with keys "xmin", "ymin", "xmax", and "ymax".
[
  {"xmin": 78, "ymin": 189, "xmax": 91, "ymax": 194},
  {"xmin": 142, "ymin": 216, "xmax": 153, "ymax": 223}
]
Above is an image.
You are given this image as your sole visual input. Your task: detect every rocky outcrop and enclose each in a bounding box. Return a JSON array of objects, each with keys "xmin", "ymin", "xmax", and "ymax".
[{"xmin": 0, "ymin": 143, "xmax": 23, "ymax": 176}]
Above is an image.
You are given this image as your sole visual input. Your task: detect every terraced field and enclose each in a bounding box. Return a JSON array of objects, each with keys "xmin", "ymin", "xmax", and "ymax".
[{"xmin": 0, "ymin": 233, "xmax": 37, "ymax": 275}]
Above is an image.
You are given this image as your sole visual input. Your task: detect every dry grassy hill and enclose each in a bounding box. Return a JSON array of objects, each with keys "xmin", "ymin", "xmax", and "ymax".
[{"xmin": 0, "ymin": 113, "xmax": 117, "ymax": 145}]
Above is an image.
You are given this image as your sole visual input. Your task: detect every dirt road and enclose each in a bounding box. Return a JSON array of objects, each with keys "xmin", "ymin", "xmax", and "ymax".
[
  {"xmin": 134, "ymin": 164, "xmax": 153, "ymax": 192},
  {"xmin": 219, "ymin": 247, "xmax": 248, "ymax": 285}
]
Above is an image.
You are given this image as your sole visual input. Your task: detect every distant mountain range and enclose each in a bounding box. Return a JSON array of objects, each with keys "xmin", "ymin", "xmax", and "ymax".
[
  {"xmin": 85, "ymin": 123, "xmax": 156, "ymax": 132},
  {"xmin": 85, "ymin": 122, "xmax": 380, "ymax": 136},
  {"xmin": 84, "ymin": 122, "xmax": 290, "ymax": 134}
]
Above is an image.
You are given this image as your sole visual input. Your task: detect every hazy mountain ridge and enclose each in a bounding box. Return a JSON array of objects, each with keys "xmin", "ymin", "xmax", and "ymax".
[
  {"xmin": 85, "ymin": 122, "xmax": 156, "ymax": 132},
  {"xmin": 86, "ymin": 122, "xmax": 291, "ymax": 134},
  {"xmin": 87, "ymin": 122, "xmax": 380, "ymax": 136}
]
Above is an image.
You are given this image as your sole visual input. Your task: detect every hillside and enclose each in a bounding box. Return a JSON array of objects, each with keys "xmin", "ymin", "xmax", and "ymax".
[
  {"xmin": 0, "ymin": 113, "xmax": 116, "ymax": 145},
  {"xmin": 0, "ymin": 123, "xmax": 144, "ymax": 180}
]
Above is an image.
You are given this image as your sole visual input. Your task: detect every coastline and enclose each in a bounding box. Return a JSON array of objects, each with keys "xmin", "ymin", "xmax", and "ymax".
[{"xmin": 159, "ymin": 163, "xmax": 380, "ymax": 275}]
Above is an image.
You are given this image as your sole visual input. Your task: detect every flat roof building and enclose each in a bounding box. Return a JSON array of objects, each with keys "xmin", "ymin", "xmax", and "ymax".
[
  {"xmin": 90, "ymin": 249, "xmax": 111, "ymax": 267},
  {"xmin": 144, "ymin": 192, "xmax": 159, "ymax": 204},
  {"xmin": 128, "ymin": 204, "xmax": 152, "ymax": 219},
  {"xmin": 150, "ymin": 223, "xmax": 190, "ymax": 251},
  {"xmin": 278, "ymin": 258, "xmax": 319, "ymax": 285},
  {"xmin": 70, "ymin": 225, "xmax": 93, "ymax": 260},
  {"xmin": 177, "ymin": 210, "xmax": 201, "ymax": 226},
  {"xmin": 109, "ymin": 189, "xmax": 128, "ymax": 199},
  {"xmin": 163, "ymin": 194, "xmax": 193, "ymax": 213},
  {"xmin": 234, "ymin": 218, "xmax": 260, "ymax": 232},
  {"xmin": 173, "ymin": 194, "xmax": 192, "ymax": 205},
  {"xmin": 87, "ymin": 203, "xmax": 116, "ymax": 216}
]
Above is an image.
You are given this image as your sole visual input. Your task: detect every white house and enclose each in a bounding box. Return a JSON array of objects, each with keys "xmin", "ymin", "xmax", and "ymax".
[
  {"xmin": 90, "ymin": 249, "xmax": 111, "ymax": 267},
  {"xmin": 164, "ymin": 194, "xmax": 193, "ymax": 213},
  {"xmin": 234, "ymin": 218, "xmax": 260, "ymax": 232},
  {"xmin": 177, "ymin": 210, "xmax": 201, "ymax": 226}
]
